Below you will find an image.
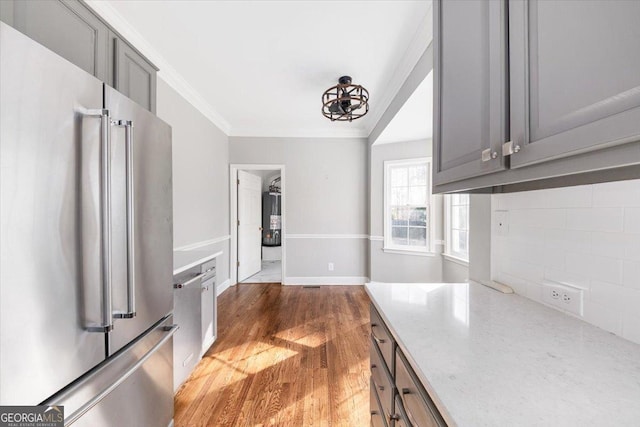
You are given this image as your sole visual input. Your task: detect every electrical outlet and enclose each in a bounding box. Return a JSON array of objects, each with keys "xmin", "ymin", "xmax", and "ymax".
[
  {"xmin": 542, "ymin": 281, "xmax": 583, "ymax": 316},
  {"xmin": 328, "ymin": 262, "xmax": 334, "ymax": 271}
]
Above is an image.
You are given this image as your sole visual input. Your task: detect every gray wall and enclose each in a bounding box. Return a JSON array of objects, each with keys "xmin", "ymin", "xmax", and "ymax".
[
  {"xmin": 442, "ymin": 259, "xmax": 469, "ymax": 282},
  {"xmin": 229, "ymin": 136, "xmax": 369, "ymax": 282},
  {"xmin": 469, "ymin": 194, "xmax": 492, "ymax": 283},
  {"xmin": 156, "ymin": 77, "xmax": 230, "ymax": 285},
  {"xmin": 369, "ymin": 139, "xmax": 444, "ymax": 282}
]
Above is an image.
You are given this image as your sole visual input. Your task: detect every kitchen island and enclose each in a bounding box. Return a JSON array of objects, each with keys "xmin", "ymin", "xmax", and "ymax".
[{"xmin": 365, "ymin": 282, "xmax": 640, "ymax": 426}]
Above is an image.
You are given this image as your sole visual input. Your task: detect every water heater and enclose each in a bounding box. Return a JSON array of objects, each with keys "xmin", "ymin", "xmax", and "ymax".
[{"xmin": 262, "ymin": 178, "xmax": 281, "ymax": 246}]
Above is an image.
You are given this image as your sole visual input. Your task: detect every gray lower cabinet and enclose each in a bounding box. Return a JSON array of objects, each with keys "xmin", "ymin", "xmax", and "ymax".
[
  {"xmin": 433, "ymin": 0, "xmax": 508, "ymax": 186},
  {"xmin": 433, "ymin": 0, "xmax": 640, "ymax": 193},
  {"xmin": 200, "ymin": 261, "xmax": 217, "ymax": 356},
  {"xmin": 0, "ymin": 0, "xmax": 157, "ymax": 113},
  {"xmin": 370, "ymin": 304, "xmax": 447, "ymax": 427}
]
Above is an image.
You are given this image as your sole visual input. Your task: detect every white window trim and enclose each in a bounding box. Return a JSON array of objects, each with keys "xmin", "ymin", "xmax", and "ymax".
[
  {"xmin": 383, "ymin": 157, "xmax": 435, "ymax": 254},
  {"xmin": 444, "ymin": 194, "xmax": 470, "ymax": 263}
]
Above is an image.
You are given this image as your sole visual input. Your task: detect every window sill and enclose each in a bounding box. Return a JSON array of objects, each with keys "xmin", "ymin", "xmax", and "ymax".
[
  {"xmin": 442, "ymin": 253, "xmax": 469, "ymax": 267},
  {"xmin": 382, "ymin": 248, "xmax": 437, "ymax": 257}
]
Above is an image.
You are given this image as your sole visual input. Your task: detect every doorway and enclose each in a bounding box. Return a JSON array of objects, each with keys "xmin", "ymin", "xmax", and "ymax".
[{"xmin": 230, "ymin": 165, "xmax": 285, "ymax": 285}]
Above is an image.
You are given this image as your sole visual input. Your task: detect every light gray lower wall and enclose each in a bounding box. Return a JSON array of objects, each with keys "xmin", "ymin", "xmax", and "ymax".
[
  {"xmin": 369, "ymin": 139, "xmax": 444, "ymax": 282},
  {"xmin": 156, "ymin": 77, "xmax": 230, "ymax": 285},
  {"xmin": 229, "ymin": 136, "xmax": 368, "ymax": 282},
  {"xmin": 443, "ymin": 259, "xmax": 469, "ymax": 282},
  {"xmin": 285, "ymin": 238, "xmax": 368, "ymax": 279},
  {"xmin": 370, "ymin": 240, "xmax": 443, "ymax": 282}
]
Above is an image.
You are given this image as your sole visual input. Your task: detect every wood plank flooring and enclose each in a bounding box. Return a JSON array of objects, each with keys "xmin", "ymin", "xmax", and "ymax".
[{"xmin": 174, "ymin": 283, "xmax": 371, "ymax": 427}]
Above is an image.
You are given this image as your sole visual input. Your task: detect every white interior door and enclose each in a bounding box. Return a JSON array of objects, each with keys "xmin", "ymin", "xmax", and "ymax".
[{"xmin": 237, "ymin": 170, "xmax": 262, "ymax": 281}]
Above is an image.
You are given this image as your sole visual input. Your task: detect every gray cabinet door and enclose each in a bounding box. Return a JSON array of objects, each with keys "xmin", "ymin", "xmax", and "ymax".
[
  {"xmin": 509, "ymin": 0, "xmax": 640, "ymax": 169},
  {"xmin": 433, "ymin": 0, "xmax": 508, "ymax": 186},
  {"xmin": 114, "ymin": 38, "xmax": 158, "ymax": 113},
  {"xmin": 1, "ymin": 0, "xmax": 108, "ymax": 81}
]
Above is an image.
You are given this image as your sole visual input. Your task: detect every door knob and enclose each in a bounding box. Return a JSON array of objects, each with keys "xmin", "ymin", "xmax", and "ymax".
[{"xmin": 259, "ymin": 226, "xmax": 263, "ymax": 231}]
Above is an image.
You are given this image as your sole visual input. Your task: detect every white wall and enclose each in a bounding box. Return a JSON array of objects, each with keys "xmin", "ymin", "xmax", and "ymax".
[
  {"xmin": 229, "ymin": 136, "xmax": 369, "ymax": 284},
  {"xmin": 369, "ymin": 139, "xmax": 444, "ymax": 282},
  {"xmin": 492, "ymin": 179, "xmax": 640, "ymax": 345},
  {"xmin": 156, "ymin": 78, "xmax": 230, "ymax": 285}
]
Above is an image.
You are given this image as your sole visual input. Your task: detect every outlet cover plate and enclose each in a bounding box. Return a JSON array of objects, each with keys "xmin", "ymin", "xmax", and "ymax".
[
  {"xmin": 542, "ymin": 281, "xmax": 584, "ymax": 316},
  {"xmin": 493, "ymin": 210, "xmax": 509, "ymax": 236}
]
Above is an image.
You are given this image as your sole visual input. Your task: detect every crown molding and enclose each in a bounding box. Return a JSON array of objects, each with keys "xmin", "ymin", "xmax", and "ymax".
[
  {"xmin": 84, "ymin": 0, "xmax": 232, "ymax": 135},
  {"xmin": 365, "ymin": 3, "xmax": 433, "ymax": 137}
]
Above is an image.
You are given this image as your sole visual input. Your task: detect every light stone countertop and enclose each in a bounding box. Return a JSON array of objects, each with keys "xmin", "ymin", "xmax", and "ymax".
[
  {"xmin": 365, "ymin": 281, "xmax": 640, "ymax": 427},
  {"xmin": 173, "ymin": 250, "xmax": 222, "ymax": 276}
]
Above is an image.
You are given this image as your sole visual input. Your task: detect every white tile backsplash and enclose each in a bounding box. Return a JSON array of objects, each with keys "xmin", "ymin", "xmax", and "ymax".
[
  {"xmin": 624, "ymin": 208, "xmax": 640, "ymax": 234},
  {"xmin": 491, "ymin": 179, "xmax": 640, "ymax": 345}
]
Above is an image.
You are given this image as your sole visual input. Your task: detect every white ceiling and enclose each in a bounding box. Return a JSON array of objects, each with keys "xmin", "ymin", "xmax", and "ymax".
[
  {"xmin": 87, "ymin": 1, "xmax": 432, "ymax": 138},
  {"xmin": 374, "ymin": 70, "xmax": 433, "ymax": 145}
]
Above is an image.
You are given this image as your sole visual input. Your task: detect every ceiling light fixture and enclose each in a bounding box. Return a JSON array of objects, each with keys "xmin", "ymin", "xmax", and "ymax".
[{"xmin": 322, "ymin": 75, "xmax": 369, "ymax": 122}]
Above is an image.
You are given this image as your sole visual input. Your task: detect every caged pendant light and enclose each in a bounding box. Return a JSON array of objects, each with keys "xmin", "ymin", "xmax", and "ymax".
[{"xmin": 321, "ymin": 75, "xmax": 369, "ymax": 122}]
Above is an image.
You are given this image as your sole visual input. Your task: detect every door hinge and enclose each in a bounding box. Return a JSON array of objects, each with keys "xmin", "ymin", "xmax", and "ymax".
[
  {"xmin": 237, "ymin": 220, "xmax": 240, "ymax": 226},
  {"xmin": 237, "ymin": 179, "xmax": 240, "ymax": 185},
  {"xmin": 237, "ymin": 261, "xmax": 240, "ymax": 267}
]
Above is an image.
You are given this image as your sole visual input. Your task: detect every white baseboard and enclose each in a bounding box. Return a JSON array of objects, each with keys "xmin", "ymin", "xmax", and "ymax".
[
  {"xmin": 283, "ymin": 276, "xmax": 369, "ymax": 285},
  {"xmin": 217, "ymin": 279, "xmax": 231, "ymax": 296}
]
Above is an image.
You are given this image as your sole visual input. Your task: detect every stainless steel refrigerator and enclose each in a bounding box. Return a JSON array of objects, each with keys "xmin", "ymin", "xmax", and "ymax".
[{"xmin": 0, "ymin": 22, "xmax": 175, "ymax": 426}]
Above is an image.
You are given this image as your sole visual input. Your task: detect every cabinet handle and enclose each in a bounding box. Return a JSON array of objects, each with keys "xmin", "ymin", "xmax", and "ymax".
[
  {"xmin": 502, "ymin": 141, "xmax": 521, "ymax": 156},
  {"xmin": 481, "ymin": 148, "xmax": 498, "ymax": 162},
  {"xmin": 402, "ymin": 387, "xmax": 411, "ymax": 395},
  {"xmin": 174, "ymin": 272, "xmax": 206, "ymax": 289},
  {"xmin": 378, "ymin": 385, "xmax": 385, "ymax": 391},
  {"xmin": 390, "ymin": 414, "xmax": 401, "ymax": 421},
  {"xmin": 371, "ymin": 330, "xmax": 386, "ymax": 344}
]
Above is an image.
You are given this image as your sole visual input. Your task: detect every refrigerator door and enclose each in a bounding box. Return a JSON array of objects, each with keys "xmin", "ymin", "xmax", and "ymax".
[
  {"xmin": 44, "ymin": 315, "xmax": 176, "ymax": 426},
  {"xmin": 105, "ymin": 86, "xmax": 173, "ymax": 355},
  {"xmin": 0, "ymin": 23, "xmax": 107, "ymax": 404}
]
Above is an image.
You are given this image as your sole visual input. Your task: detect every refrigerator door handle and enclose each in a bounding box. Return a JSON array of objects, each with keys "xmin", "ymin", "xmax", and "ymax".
[
  {"xmin": 113, "ymin": 120, "xmax": 136, "ymax": 319},
  {"xmin": 62, "ymin": 324, "xmax": 179, "ymax": 425},
  {"xmin": 85, "ymin": 108, "xmax": 114, "ymax": 333}
]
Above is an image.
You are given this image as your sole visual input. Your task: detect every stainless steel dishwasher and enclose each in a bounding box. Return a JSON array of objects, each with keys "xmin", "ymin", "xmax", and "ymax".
[{"xmin": 173, "ymin": 262, "xmax": 215, "ymax": 391}]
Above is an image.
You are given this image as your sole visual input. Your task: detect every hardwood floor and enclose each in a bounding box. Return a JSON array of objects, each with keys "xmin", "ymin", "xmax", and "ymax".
[{"xmin": 174, "ymin": 283, "xmax": 371, "ymax": 427}]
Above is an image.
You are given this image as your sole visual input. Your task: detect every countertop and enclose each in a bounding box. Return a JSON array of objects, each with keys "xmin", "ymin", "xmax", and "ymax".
[
  {"xmin": 173, "ymin": 250, "xmax": 223, "ymax": 276},
  {"xmin": 365, "ymin": 281, "xmax": 640, "ymax": 427}
]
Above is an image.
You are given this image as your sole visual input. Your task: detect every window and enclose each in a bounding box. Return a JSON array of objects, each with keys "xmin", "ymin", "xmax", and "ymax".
[
  {"xmin": 445, "ymin": 194, "xmax": 470, "ymax": 262},
  {"xmin": 384, "ymin": 158, "xmax": 433, "ymax": 254}
]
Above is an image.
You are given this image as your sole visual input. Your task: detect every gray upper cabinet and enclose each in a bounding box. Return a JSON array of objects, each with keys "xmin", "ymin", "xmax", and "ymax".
[
  {"xmin": 0, "ymin": 0, "xmax": 157, "ymax": 113},
  {"xmin": 433, "ymin": 0, "xmax": 640, "ymax": 193},
  {"xmin": 114, "ymin": 37, "xmax": 158, "ymax": 113},
  {"xmin": 509, "ymin": 0, "xmax": 640, "ymax": 169},
  {"xmin": 433, "ymin": 0, "xmax": 508, "ymax": 186},
  {"xmin": 0, "ymin": 0, "xmax": 109, "ymax": 81}
]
